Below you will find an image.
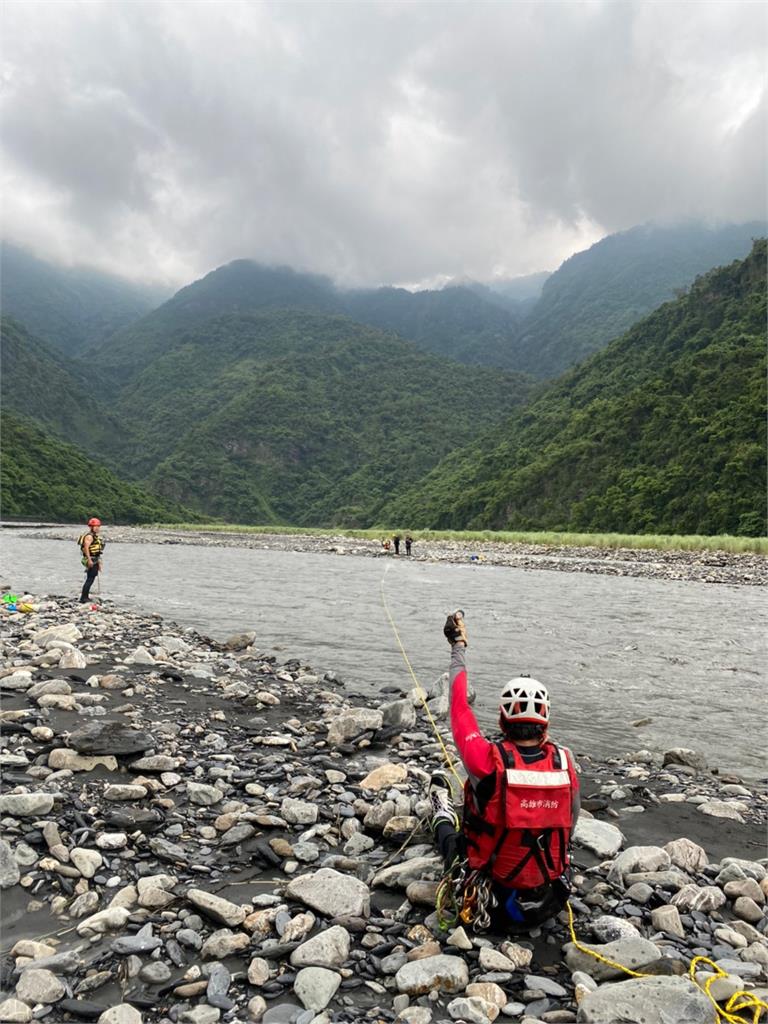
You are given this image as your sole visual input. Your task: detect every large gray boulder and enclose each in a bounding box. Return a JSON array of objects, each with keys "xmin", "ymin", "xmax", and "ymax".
[
  {"xmin": 564, "ymin": 937, "xmax": 663, "ymax": 980},
  {"xmin": 662, "ymin": 748, "xmax": 707, "ymax": 770},
  {"xmin": 372, "ymin": 856, "xmax": 443, "ymax": 890},
  {"xmin": 607, "ymin": 846, "xmax": 670, "ymax": 885},
  {"xmin": 326, "ymin": 708, "xmax": 383, "ymax": 747},
  {"xmin": 293, "ymin": 966, "xmax": 341, "ymax": 1012},
  {"xmin": 0, "ymin": 793, "xmax": 54, "ymax": 817},
  {"xmin": 67, "ymin": 720, "xmax": 153, "ymax": 755},
  {"xmin": 573, "ymin": 818, "xmax": 624, "ymax": 858},
  {"xmin": 286, "ymin": 867, "xmax": 370, "ymax": 918},
  {"xmin": 576, "ymin": 976, "xmax": 714, "ymax": 1023},
  {"xmin": 290, "ymin": 925, "xmax": 350, "ymax": 969},
  {"xmin": 15, "ymin": 968, "xmax": 66, "ymax": 1005}
]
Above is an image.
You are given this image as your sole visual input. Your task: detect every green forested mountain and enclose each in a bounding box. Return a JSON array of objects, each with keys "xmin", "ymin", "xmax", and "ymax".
[
  {"xmin": 0, "ymin": 317, "xmax": 136, "ymax": 457},
  {"xmin": 509, "ymin": 221, "xmax": 766, "ymax": 378},
  {"xmin": 91, "ymin": 262, "xmax": 341, "ymax": 385},
  {"xmin": 115, "ymin": 310, "xmax": 533, "ymax": 524},
  {"xmin": 0, "ymin": 412, "xmax": 189, "ymax": 523},
  {"xmin": 380, "ymin": 241, "xmax": 767, "ymax": 537},
  {"xmin": 343, "ymin": 285, "xmax": 521, "ymax": 368},
  {"xmin": 0, "ymin": 244, "xmax": 166, "ymax": 357},
  {"xmin": 91, "ymin": 261, "xmax": 528, "ymax": 384}
]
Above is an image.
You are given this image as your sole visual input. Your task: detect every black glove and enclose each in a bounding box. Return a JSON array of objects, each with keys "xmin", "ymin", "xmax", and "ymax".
[{"xmin": 444, "ymin": 610, "xmax": 467, "ymax": 646}]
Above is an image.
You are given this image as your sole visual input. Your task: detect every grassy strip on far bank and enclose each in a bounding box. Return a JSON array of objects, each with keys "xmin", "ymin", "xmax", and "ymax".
[{"xmin": 148, "ymin": 523, "xmax": 768, "ymax": 556}]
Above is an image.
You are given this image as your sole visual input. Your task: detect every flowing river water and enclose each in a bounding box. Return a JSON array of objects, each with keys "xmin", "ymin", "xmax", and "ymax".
[{"xmin": 1, "ymin": 533, "xmax": 766, "ymax": 779}]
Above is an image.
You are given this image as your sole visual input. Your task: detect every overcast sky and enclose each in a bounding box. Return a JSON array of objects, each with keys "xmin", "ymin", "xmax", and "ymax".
[{"xmin": 2, "ymin": 0, "xmax": 766, "ymax": 287}]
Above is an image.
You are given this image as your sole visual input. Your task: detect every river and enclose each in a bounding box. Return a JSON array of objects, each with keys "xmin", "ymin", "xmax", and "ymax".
[{"xmin": 1, "ymin": 533, "xmax": 765, "ymax": 779}]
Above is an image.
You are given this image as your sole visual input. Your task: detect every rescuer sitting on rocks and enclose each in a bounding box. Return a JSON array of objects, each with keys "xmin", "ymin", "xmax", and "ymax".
[{"xmin": 429, "ymin": 610, "xmax": 580, "ymax": 931}]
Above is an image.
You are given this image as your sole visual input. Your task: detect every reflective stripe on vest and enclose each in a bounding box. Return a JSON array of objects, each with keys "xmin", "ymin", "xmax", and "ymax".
[{"xmin": 505, "ymin": 768, "xmax": 571, "ymax": 787}]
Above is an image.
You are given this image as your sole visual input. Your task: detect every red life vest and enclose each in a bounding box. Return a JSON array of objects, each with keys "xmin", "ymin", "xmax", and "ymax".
[{"xmin": 462, "ymin": 740, "xmax": 575, "ymax": 890}]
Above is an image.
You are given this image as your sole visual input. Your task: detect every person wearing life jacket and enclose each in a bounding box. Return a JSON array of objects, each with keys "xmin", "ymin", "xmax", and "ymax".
[
  {"xmin": 79, "ymin": 517, "xmax": 105, "ymax": 603},
  {"xmin": 429, "ymin": 610, "xmax": 580, "ymax": 930}
]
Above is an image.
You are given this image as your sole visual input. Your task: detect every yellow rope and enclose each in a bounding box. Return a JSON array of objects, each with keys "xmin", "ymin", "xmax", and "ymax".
[
  {"xmin": 380, "ymin": 575, "xmax": 766, "ymax": 1023},
  {"xmin": 689, "ymin": 955, "xmax": 768, "ymax": 1024},
  {"xmin": 566, "ymin": 902, "xmax": 768, "ymax": 1022},
  {"xmin": 379, "ymin": 570, "xmax": 462, "ymax": 788}
]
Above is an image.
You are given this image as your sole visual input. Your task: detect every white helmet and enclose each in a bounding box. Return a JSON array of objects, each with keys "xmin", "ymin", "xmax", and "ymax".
[{"xmin": 499, "ymin": 676, "xmax": 550, "ymax": 725}]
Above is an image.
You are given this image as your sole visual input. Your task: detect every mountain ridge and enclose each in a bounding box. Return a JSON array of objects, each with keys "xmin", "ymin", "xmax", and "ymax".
[{"xmin": 379, "ymin": 240, "xmax": 767, "ymax": 536}]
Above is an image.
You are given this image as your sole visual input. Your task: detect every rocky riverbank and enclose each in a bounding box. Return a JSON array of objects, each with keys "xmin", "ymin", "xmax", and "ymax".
[
  {"xmin": 12, "ymin": 525, "xmax": 768, "ymax": 587},
  {"xmin": 1, "ymin": 593, "xmax": 767, "ymax": 1024}
]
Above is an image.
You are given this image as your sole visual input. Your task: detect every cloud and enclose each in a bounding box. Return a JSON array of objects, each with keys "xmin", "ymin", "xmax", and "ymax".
[{"xmin": 2, "ymin": 0, "xmax": 766, "ymax": 286}]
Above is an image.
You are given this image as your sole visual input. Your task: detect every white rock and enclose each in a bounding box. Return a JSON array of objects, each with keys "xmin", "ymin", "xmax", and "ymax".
[
  {"xmin": 286, "ymin": 867, "xmax": 370, "ymax": 918},
  {"xmin": 48, "ymin": 749, "xmax": 118, "ymax": 772},
  {"xmin": 360, "ymin": 763, "xmax": 408, "ymax": 790},
  {"xmin": 186, "ymin": 888, "xmax": 246, "ymax": 927},
  {"xmin": 186, "ymin": 782, "xmax": 222, "ymax": 806},
  {"xmin": 396, "ymin": 954, "xmax": 469, "ymax": 995},
  {"xmin": 15, "ymin": 968, "xmax": 65, "ymax": 1005},
  {"xmin": 478, "ymin": 947, "xmax": 517, "ymax": 972},
  {"xmin": 663, "ymin": 837, "xmax": 708, "ymax": 874},
  {"xmin": 96, "ymin": 833, "xmax": 128, "ymax": 850},
  {"xmin": 698, "ymin": 800, "xmax": 746, "ymax": 823},
  {"xmin": 0, "ymin": 793, "xmax": 53, "ymax": 817},
  {"xmin": 10, "ymin": 941, "xmax": 56, "ymax": 960},
  {"xmin": 293, "ymin": 966, "xmax": 341, "ymax": 1012},
  {"xmin": 573, "ymin": 818, "xmax": 624, "ymax": 858},
  {"xmin": 576, "ymin": 976, "xmax": 715, "ymax": 1022},
  {"xmin": 70, "ymin": 848, "xmax": 103, "ymax": 879},
  {"xmin": 290, "ymin": 925, "xmax": 350, "ymax": 969},
  {"xmin": 247, "ymin": 995, "xmax": 267, "ymax": 1021},
  {"xmin": 607, "ymin": 846, "xmax": 670, "ymax": 884},
  {"xmin": 104, "ymin": 784, "xmax": 147, "ymax": 801},
  {"xmin": 77, "ymin": 906, "xmax": 131, "ymax": 936},
  {"xmin": 372, "ymin": 856, "xmax": 443, "ymax": 889},
  {"xmin": 97, "ymin": 1007, "xmax": 144, "ymax": 1024},
  {"xmin": 0, "ymin": 998, "xmax": 32, "ymax": 1022},
  {"xmin": 565, "ymin": 936, "xmax": 662, "ymax": 980},
  {"xmin": 59, "ymin": 649, "xmax": 87, "ymax": 669},
  {"xmin": 281, "ymin": 797, "xmax": 318, "ymax": 825},
  {"xmin": 446, "ymin": 996, "xmax": 498, "ymax": 1023},
  {"xmin": 650, "ymin": 905, "xmax": 685, "ymax": 937},
  {"xmin": 124, "ymin": 646, "xmax": 155, "ymax": 665},
  {"xmin": 32, "ymin": 623, "xmax": 82, "ymax": 644},
  {"xmin": 0, "ymin": 671, "xmax": 33, "ymax": 690},
  {"xmin": 247, "ymin": 957, "xmax": 271, "ymax": 985},
  {"xmin": 670, "ymin": 884, "xmax": 727, "ymax": 913}
]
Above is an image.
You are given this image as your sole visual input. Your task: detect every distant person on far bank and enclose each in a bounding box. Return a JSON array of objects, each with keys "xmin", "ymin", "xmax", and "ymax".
[
  {"xmin": 79, "ymin": 518, "xmax": 105, "ymax": 603},
  {"xmin": 381, "ymin": 538, "xmax": 391, "ymax": 552},
  {"xmin": 405, "ymin": 534, "xmax": 413, "ymax": 556},
  {"xmin": 393, "ymin": 534, "xmax": 401, "ymax": 555}
]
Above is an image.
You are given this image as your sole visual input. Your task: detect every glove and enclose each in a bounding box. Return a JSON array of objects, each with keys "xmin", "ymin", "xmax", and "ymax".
[{"xmin": 444, "ymin": 610, "xmax": 467, "ymax": 646}]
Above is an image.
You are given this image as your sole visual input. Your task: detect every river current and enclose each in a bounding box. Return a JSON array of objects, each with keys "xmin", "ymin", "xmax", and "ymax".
[{"xmin": 1, "ymin": 534, "xmax": 765, "ymax": 779}]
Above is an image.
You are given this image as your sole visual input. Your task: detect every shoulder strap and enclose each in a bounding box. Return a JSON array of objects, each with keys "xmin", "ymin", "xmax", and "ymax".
[{"xmin": 495, "ymin": 741, "xmax": 516, "ymax": 769}]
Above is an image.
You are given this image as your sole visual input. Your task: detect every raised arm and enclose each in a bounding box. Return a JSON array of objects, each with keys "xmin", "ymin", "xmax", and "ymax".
[{"xmin": 444, "ymin": 612, "xmax": 497, "ymax": 784}]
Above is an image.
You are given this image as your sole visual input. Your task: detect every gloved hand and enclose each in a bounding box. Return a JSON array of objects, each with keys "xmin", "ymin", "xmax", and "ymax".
[{"xmin": 444, "ymin": 610, "xmax": 467, "ymax": 646}]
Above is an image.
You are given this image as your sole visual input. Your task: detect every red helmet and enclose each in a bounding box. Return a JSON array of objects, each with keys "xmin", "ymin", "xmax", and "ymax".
[{"xmin": 88, "ymin": 517, "xmax": 101, "ymax": 527}]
